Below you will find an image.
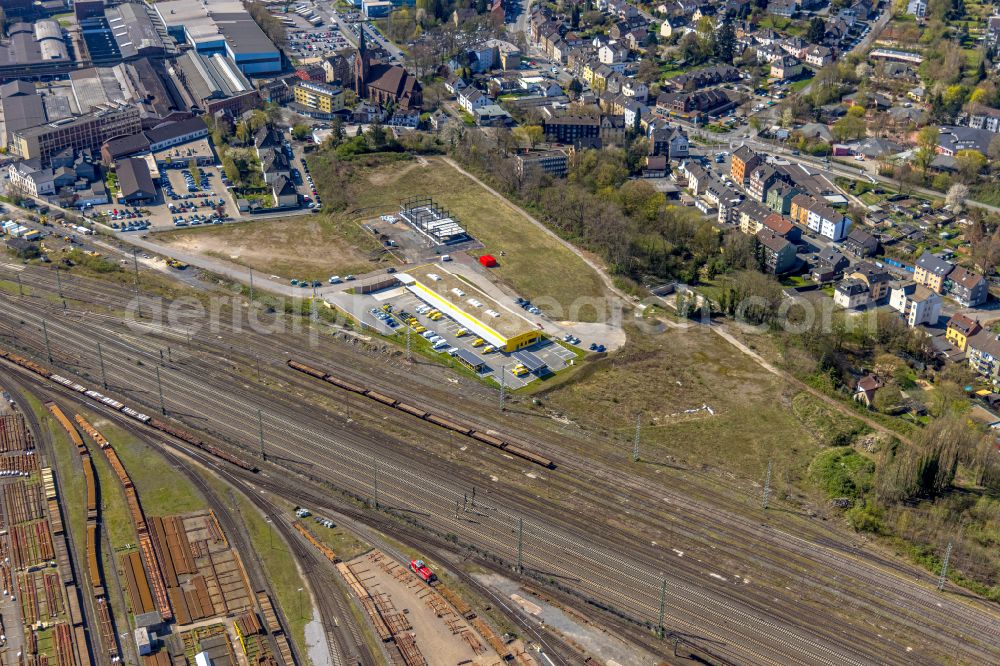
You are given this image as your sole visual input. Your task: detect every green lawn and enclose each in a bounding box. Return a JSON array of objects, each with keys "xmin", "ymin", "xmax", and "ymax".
[{"xmin": 84, "ymin": 413, "xmax": 207, "ymax": 516}]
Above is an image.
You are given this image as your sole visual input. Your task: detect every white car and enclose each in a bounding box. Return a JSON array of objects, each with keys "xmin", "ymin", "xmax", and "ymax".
[{"xmin": 328, "ymin": 275, "xmax": 342, "ymax": 283}]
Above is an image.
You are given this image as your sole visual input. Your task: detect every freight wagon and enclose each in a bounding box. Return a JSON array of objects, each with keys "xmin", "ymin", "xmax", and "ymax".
[
  {"xmin": 286, "ymin": 359, "xmax": 555, "ymax": 469},
  {"xmin": 1, "ymin": 349, "xmax": 259, "ymax": 473}
]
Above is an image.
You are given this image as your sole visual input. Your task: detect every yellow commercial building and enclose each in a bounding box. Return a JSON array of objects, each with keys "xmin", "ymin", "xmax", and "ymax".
[
  {"xmin": 398, "ymin": 265, "xmax": 542, "ymax": 353},
  {"xmin": 293, "ymin": 81, "xmax": 345, "ymax": 115}
]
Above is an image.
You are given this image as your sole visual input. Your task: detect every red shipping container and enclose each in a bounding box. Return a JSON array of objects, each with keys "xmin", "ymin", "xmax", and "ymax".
[{"xmin": 479, "ymin": 254, "xmax": 498, "ymax": 267}]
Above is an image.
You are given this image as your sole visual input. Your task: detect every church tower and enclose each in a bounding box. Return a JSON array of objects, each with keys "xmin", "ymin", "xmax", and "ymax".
[{"xmin": 354, "ymin": 27, "xmax": 370, "ymax": 98}]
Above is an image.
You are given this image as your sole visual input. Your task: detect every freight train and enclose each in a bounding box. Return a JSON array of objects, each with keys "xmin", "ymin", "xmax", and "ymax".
[
  {"xmin": 0, "ymin": 348, "xmax": 259, "ymax": 473},
  {"xmin": 287, "ymin": 359, "xmax": 556, "ymax": 469}
]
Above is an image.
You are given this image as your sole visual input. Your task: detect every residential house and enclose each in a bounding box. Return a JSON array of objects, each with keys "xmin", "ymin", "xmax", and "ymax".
[
  {"xmin": 765, "ymin": 182, "xmax": 798, "ymax": 215},
  {"xmin": 913, "ymin": 251, "xmax": 954, "ymax": 293},
  {"xmin": 849, "ymin": 262, "xmax": 892, "ymax": 301},
  {"xmin": 835, "ymin": 279, "xmax": 871, "ymax": 309},
  {"xmin": 853, "ymin": 375, "xmax": 882, "ymax": 407},
  {"xmin": 600, "ymin": 115, "xmax": 626, "ymax": 146},
  {"xmin": 812, "ymin": 247, "xmax": 849, "ymax": 281},
  {"xmin": 768, "ymin": 0, "xmax": 796, "ymax": 17},
  {"xmin": 458, "ymin": 88, "xmax": 490, "ymax": 112},
  {"xmin": 937, "ymin": 126, "xmax": 994, "ymax": 156},
  {"xmin": 968, "ymin": 105, "xmax": 1000, "ymax": 133},
  {"xmin": 444, "ymin": 76, "xmax": 467, "ymax": 95},
  {"xmin": 272, "ymin": 175, "xmax": 298, "ymax": 208},
  {"xmin": 731, "ymin": 145, "xmax": 762, "ymax": 186},
  {"xmin": 967, "ymin": 330, "xmax": 1000, "ymax": 382},
  {"xmin": 843, "ymin": 228, "xmax": 879, "ymax": 257},
  {"xmin": 621, "ymin": 79, "xmax": 648, "ymax": 102},
  {"xmin": 946, "ymin": 313, "xmax": 981, "ymax": 352},
  {"xmin": 804, "ymin": 45, "xmax": 833, "ymax": 68},
  {"xmin": 988, "ymin": 16, "xmax": 1000, "ymax": 50},
  {"xmin": 947, "ymin": 266, "xmax": 988, "ymax": 307},
  {"xmin": 747, "ymin": 164, "xmax": 787, "ymax": 202},
  {"xmin": 761, "ymin": 213, "xmax": 800, "ymax": 241},
  {"xmin": 648, "ymin": 125, "xmax": 689, "ymax": 159},
  {"xmin": 662, "ymin": 65, "xmax": 740, "ymax": 92},
  {"xmin": 789, "ymin": 194, "xmax": 850, "ymax": 241},
  {"xmin": 737, "ymin": 199, "xmax": 773, "ymax": 235},
  {"xmin": 756, "ymin": 230, "xmax": 796, "ymax": 274},
  {"xmin": 770, "ymin": 55, "xmax": 803, "ymax": 80},
  {"xmin": 680, "ymin": 161, "xmax": 709, "ymax": 194},
  {"xmin": 889, "ymin": 282, "xmax": 942, "ymax": 327}
]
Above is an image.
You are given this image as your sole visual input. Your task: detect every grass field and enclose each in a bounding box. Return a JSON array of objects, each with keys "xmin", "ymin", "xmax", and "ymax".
[
  {"xmin": 537, "ymin": 325, "xmax": 849, "ymax": 489},
  {"xmin": 155, "ymin": 214, "xmax": 385, "ymax": 283},
  {"xmin": 86, "ymin": 414, "xmax": 207, "ymax": 516}
]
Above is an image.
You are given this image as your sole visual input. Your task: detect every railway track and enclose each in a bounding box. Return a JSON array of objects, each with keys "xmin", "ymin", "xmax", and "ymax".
[{"xmin": 1, "ymin": 266, "xmax": 989, "ymax": 656}]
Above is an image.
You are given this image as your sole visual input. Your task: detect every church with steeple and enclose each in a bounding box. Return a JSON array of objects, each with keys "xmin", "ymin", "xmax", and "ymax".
[{"xmin": 353, "ymin": 28, "xmax": 422, "ymax": 110}]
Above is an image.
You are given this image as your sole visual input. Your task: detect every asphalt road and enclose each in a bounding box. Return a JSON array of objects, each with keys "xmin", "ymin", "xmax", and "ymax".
[{"xmin": 1, "ymin": 266, "xmax": 998, "ymax": 666}]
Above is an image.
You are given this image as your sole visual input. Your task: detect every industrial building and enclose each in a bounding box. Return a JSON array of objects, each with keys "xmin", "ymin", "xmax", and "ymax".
[
  {"xmin": 11, "ymin": 103, "xmax": 142, "ymax": 166},
  {"xmin": 398, "ymin": 265, "xmax": 543, "ymax": 353},
  {"xmin": 0, "ymin": 20, "xmax": 74, "ymax": 79},
  {"xmin": 398, "ymin": 198, "xmax": 469, "ymax": 245},
  {"xmin": 169, "ymin": 51, "xmax": 260, "ymax": 116},
  {"xmin": 106, "ymin": 3, "xmax": 169, "ymax": 60},
  {"xmin": 0, "ymin": 80, "xmax": 46, "ymax": 148},
  {"xmin": 154, "ymin": 0, "xmax": 281, "ymax": 75}
]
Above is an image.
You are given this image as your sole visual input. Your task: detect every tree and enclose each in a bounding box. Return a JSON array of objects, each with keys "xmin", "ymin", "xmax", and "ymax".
[
  {"xmin": 188, "ymin": 160, "xmax": 201, "ymax": 186},
  {"xmin": 832, "ymin": 114, "xmax": 867, "ymax": 141},
  {"xmin": 713, "ymin": 21, "xmax": 736, "ymax": 64},
  {"xmin": 914, "ymin": 125, "xmax": 939, "ymax": 180},
  {"xmin": 367, "ymin": 119, "xmax": 387, "ymax": 149},
  {"xmin": 945, "ymin": 182, "xmax": 969, "ymax": 211},
  {"xmin": 571, "ymin": 4, "xmax": 580, "ymax": 28},
  {"xmin": 513, "ymin": 125, "xmax": 543, "ymax": 149},
  {"xmin": 989, "ymin": 134, "xmax": 1000, "ymax": 162},
  {"xmin": 222, "ymin": 155, "xmax": 240, "ymax": 184},
  {"xmin": 807, "ymin": 17, "xmax": 826, "ymax": 44},
  {"xmin": 235, "ymin": 121, "xmax": 251, "ymax": 145},
  {"xmin": 955, "ymin": 149, "xmax": 986, "ymax": 183},
  {"xmin": 291, "ymin": 123, "xmax": 311, "ymax": 140}
]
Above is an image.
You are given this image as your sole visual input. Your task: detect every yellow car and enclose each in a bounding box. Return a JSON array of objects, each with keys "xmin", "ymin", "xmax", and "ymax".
[
  {"xmin": 430, "ymin": 313, "xmax": 443, "ymax": 321},
  {"xmin": 471, "ymin": 338, "xmax": 484, "ymax": 347},
  {"xmin": 406, "ymin": 317, "xmax": 418, "ymax": 325},
  {"xmin": 456, "ymin": 328, "xmax": 468, "ymax": 337},
  {"xmin": 414, "ymin": 325, "xmax": 427, "ymax": 333},
  {"xmin": 512, "ymin": 366, "xmax": 529, "ymax": 377},
  {"xmin": 483, "ymin": 346, "xmax": 494, "ymax": 353}
]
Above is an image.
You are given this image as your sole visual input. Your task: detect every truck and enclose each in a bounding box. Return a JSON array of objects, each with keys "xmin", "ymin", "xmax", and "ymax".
[{"xmin": 409, "ymin": 559, "xmax": 437, "ymax": 584}]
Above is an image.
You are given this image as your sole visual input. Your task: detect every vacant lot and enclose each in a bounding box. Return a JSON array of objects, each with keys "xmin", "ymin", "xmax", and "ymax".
[
  {"xmin": 312, "ymin": 152, "xmax": 611, "ymax": 321},
  {"xmin": 538, "ymin": 324, "xmax": 864, "ymax": 487},
  {"xmin": 155, "ymin": 215, "xmax": 387, "ymax": 282}
]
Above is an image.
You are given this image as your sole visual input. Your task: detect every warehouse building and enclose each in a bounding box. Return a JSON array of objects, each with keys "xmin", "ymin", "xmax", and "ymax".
[
  {"xmin": 169, "ymin": 51, "xmax": 260, "ymax": 116},
  {"xmin": 105, "ymin": 3, "xmax": 169, "ymax": 60},
  {"xmin": 116, "ymin": 157, "xmax": 157, "ymax": 203},
  {"xmin": 155, "ymin": 0, "xmax": 281, "ymax": 75},
  {"xmin": 398, "ymin": 265, "xmax": 543, "ymax": 353}
]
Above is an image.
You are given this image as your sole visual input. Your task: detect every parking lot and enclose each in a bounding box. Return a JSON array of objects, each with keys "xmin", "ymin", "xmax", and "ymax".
[
  {"xmin": 286, "ymin": 25, "xmax": 349, "ymax": 59},
  {"xmin": 338, "ymin": 286, "xmax": 576, "ymax": 388}
]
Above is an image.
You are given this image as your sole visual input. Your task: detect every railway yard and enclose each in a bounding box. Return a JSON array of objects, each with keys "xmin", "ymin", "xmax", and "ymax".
[{"xmin": 0, "ymin": 255, "xmax": 998, "ymax": 666}]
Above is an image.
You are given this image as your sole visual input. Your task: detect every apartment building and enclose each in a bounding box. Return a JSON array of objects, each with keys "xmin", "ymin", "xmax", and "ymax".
[
  {"xmin": 789, "ymin": 194, "xmax": 850, "ymax": 241},
  {"xmin": 913, "ymin": 251, "xmax": 954, "ymax": 294},
  {"xmin": 293, "ymin": 81, "xmax": 345, "ymax": 118}
]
